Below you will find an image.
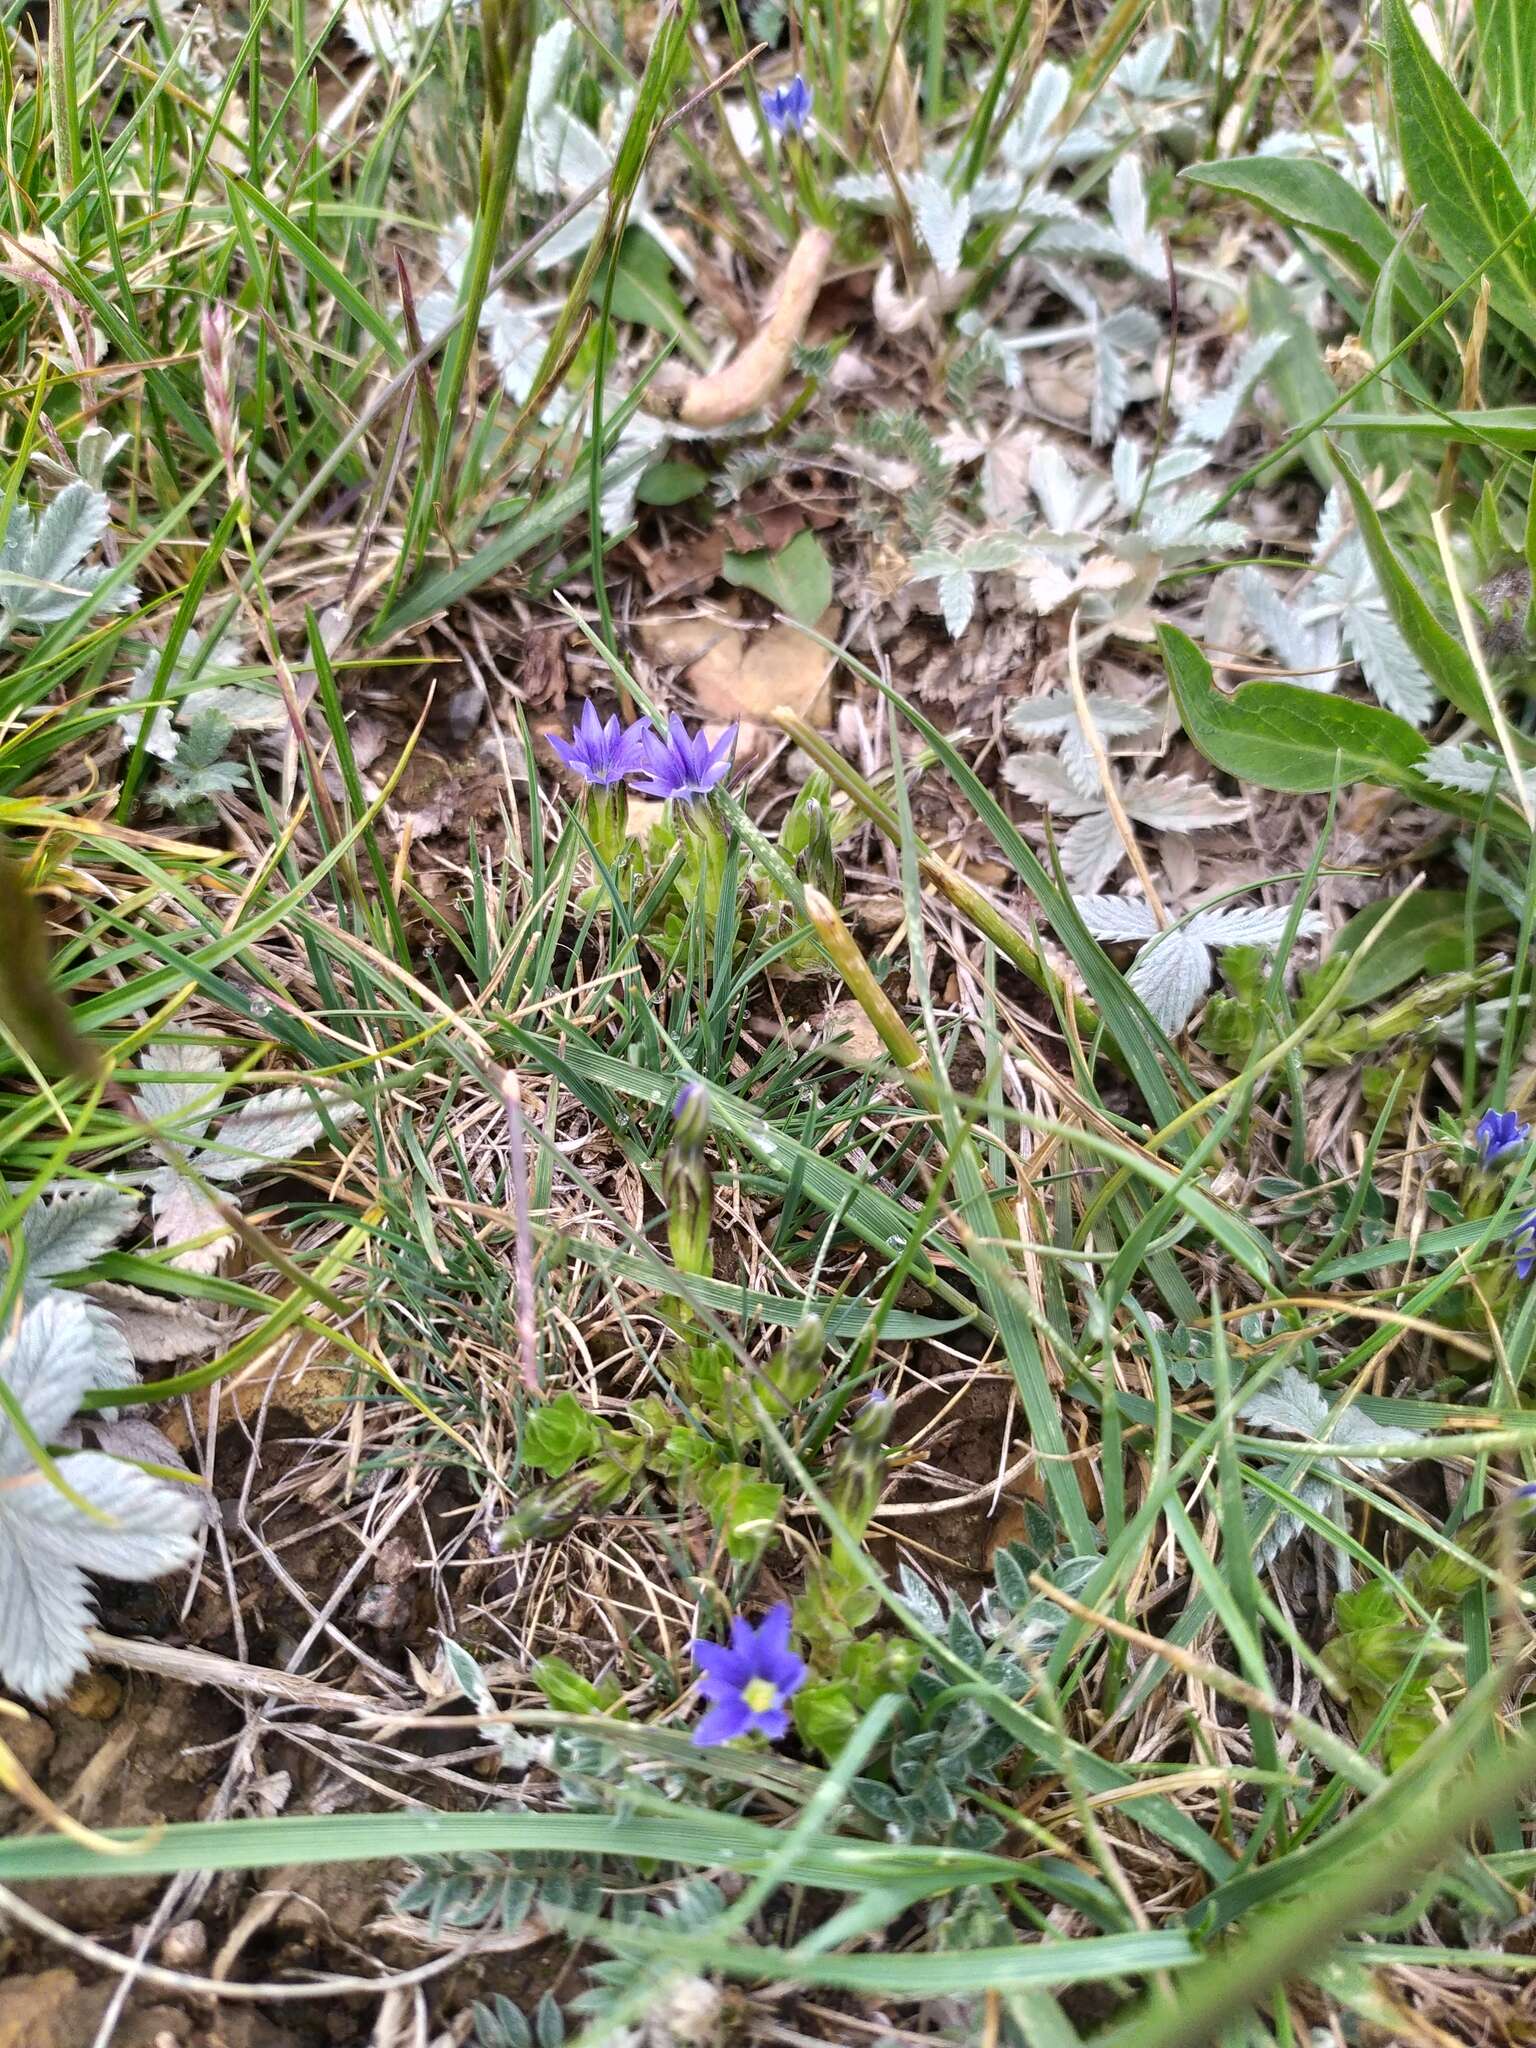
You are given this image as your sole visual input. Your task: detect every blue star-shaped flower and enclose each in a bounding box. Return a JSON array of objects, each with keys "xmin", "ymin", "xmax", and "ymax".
[
  {"xmin": 762, "ymin": 74, "xmax": 813, "ymax": 140},
  {"xmin": 689, "ymin": 1604, "xmax": 807, "ymax": 1745},
  {"xmin": 632, "ymin": 715, "xmax": 737, "ymax": 803},
  {"xmin": 1475, "ymin": 1107, "xmax": 1531, "ymax": 1168},
  {"xmin": 548, "ymin": 702, "xmax": 651, "ymax": 788}
]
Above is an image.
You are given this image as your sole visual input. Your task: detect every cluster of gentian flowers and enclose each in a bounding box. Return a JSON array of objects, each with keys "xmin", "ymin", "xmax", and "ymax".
[
  {"xmin": 1473, "ymin": 1109, "xmax": 1536, "ymax": 1278},
  {"xmin": 550, "ymin": 703, "xmax": 737, "ymax": 804}
]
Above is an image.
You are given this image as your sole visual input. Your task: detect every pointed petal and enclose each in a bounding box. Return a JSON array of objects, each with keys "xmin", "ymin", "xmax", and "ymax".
[
  {"xmin": 694, "ymin": 1697, "xmax": 753, "ymax": 1745},
  {"xmin": 763, "ymin": 1648, "xmax": 807, "ymax": 1697},
  {"xmin": 754, "ymin": 1603, "xmax": 792, "ymax": 1660},
  {"xmin": 728, "ymin": 1613, "xmax": 758, "ymax": 1658},
  {"xmin": 690, "ymin": 1637, "xmax": 747, "ymax": 1686}
]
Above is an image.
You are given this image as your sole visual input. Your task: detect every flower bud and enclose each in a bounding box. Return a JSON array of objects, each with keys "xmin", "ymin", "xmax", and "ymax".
[
  {"xmin": 496, "ymin": 1477, "xmax": 590, "ymax": 1550},
  {"xmin": 663, "ymin": 1083, "xmax": 714, "ymax": 1279},
  {"xmin": 793, "ymin": 800, "xmax": 844, "ymax": 908},
  {"xmin": 760, "ymin": 1313, "xmax": 825, "ymax": 1417},
  {"xmin": 779, "ymin": 772, "xmax": 833, "ymax": 861},
  {"xmin": 586, "ymin": 781, "xmax": 629, "ymax": 868},
  {"xmin": 830, "ymin": 1390, "xmax": 891, "ymax": 1535}
]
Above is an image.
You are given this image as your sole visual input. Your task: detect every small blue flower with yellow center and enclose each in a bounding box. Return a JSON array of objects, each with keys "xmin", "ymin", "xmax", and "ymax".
[{"xmin": 689, "ymin": 1603, "xmax": 806, "ymax": 1745}]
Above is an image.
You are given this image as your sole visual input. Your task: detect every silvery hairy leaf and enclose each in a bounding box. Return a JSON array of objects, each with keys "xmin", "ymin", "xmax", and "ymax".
[{"xmin": 0, "ymin": 1294, "xmax": 203, "ymax": 1702}]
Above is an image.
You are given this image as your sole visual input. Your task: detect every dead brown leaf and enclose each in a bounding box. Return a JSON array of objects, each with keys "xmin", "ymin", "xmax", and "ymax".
[
  {"xmin": 637, "ymin": 528, "xmax": 726, "ymax": 599},
  {"xmin": 735, "ymin": 607, "xmax": 842, "ymax": 726},
  {"xmin": 637, "ymin": 603, "xmax": 839, "ymax": 732}
]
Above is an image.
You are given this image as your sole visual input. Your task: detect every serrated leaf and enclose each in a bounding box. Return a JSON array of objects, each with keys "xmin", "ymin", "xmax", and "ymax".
[
  {"xmin": 1187, "ymin": 903, "xmax": 1324, "ymax": 947},
  {"xmin": 937, "ymin": 566, "xmax": 976, "ymax": 637},
  {"xmin": 722, "ymin": 529, "xmax": 833, "ymax": 627},
  {"xmin": 1420, "ymin": 741, "xmax": 1511, "ymax": 794},
  {"xmin": 197, "ymin": 1086, "xmax": 356, "ymax": 1183},
  {"xmin": 1108, "ymin": 155, "xmax": 1163, "ymax": 277},
  {"xmin": 1059, "ymin": 807, "xmax": 1126, "ymax": 892},
  {"xmin": 1001, "ymin": 752, "xmax": 1101, "ymax": 812},
  {"xmin": 146, "ymin": 1169, "xmax": 236, "ymax": 1275},
  {"xmin": 1122, "ymin": 773, "xmax": 1248, "ymax": 833},
  {"xmin": 21, "ymin": 1186, "xmax": 140, "ymax": 1279},
  {"xmin": 1071, "ymin": 893, "xmax": 1160, "ymax": 943},
  {"xmin": 1341, "ymin": 600, "xmax": 1435, "ymax": 726},
  {"xmin": 1331, "ymin": 447, "xmax": 1494, "ymax": 735},
  {"xmin": 907, "ymin": 171, "xmax": 971, "ymax": 277},
  {"xmin": 1243, "ymin": 1364, "xmax": 1420, "ymax": 1468},
  {"xmin": 1176, "ymin": 332, "xmax": 1287, "ymax": 446},
  {"xmin": 1001, "ymin": 62, "xmax": 1071, "ymax": 177},
  {"xmin": 1240, "ymin": 567, "xmax": 1341, "ymax": 688},
  {"xmin": 0, "ymin": 1294, "xmax": 201, "ymax": 1702},
  {"xmin": 1126, "ymin": 927, "xmax": 1213, "ymax": 1034},
  {"xmin": 137, "ymin": 1040, "xmax": 227, "ymax": 1139},
  {"xmin": 85, "ymin": 1283, "xmax": 220, "ymax": 1364},
  {"xmin": 1010, "ymin": 690, "xmax": 1157, "ymax": 798},
  {"xmin": 962, "ymin": 533, "xmax": 1029, "ymax": 574}
]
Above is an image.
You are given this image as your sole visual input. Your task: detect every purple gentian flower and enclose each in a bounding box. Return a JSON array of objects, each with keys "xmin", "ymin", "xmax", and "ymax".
[
  {"xmin": 1476, "ymin": 1108, "xmax": 1530, "ymax": 1168},
  {"xmin": 633, "ymin": 715, "xmax": 737, "ymax": 803},
  {"xmin": 548, "ymin": 702, "xmax": 651, "ymax": 788},
  {"xmin": 762, "ymin": 74, "xmax": 812, "ymax": 140},
  {"xmin": 689, "ymin": 1604, "xmax": 806, "ymax": 1745},
  {"xmin": 1510, "ymin": 1209, "xmax": 1536, "ymax": 1280}
]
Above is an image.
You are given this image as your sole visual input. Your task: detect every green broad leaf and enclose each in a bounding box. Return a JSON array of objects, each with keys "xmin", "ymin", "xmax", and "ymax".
[
  {"xmin": 697, "ymin": 1462, "xmax": 782, "ymax": 1565},
  {"xmin": 1158, "ymin": 625, "xmax": 1429, "ymax": 793},
  {"xmin": 592, "ymin": 228, "xmax": 708, "ymax": 365},
  {"xmin": 1332, "ymin": 406, "xmax": 1536, "ymax": 450},
  {"xmin": 1321, "ymin": 890, "xmax": 1511, "ymax": 1010},
  {"xmin": 1329, "ymin": 444, "xmax": 1499, "ymax": 735},
  {"xmin": 723, "ymin": 528, "xmax": 833, "ymax": 625},
  {"xmin": 637, "ymin": 458, "xmax": 709, "ymax": 506},
  {"xmin": 1476, "ymin": 0, "xmax": 1536, "ymax": 182},
  {"xmin": 521, "ymin": 1389, "xmax": 601, "ymax": 1477},
  {"xmin": 1386, "ymin": 0, "xmax": 1536, "ymax": 342},
  {"xmin": 792, "ymin": 1679, "xmax": 861, "ymax": 1761},
  {"xmin": 1182, "ymin": 158, "xmax": 1405, "ymax": 292},
  {"xmin": 532, "ymin": 1654, "xmax": 623, "ymax": 1716}
]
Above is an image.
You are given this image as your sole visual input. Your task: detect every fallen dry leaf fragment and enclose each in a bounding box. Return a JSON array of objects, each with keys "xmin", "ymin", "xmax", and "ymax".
[
  {"xmin": 672, "ymin": 228, "xmax": 834, "ymax": 428},
  {"xmin": 637, "ymin": 612, "xmax": 746, "ymax": 705},
  {"xmin": 735, "ymin": 608, "xmax": 841, "ymax": 726},
  {"xmin": 639, "ymin": 607, "xmax": 840, "ymax": 728}
]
